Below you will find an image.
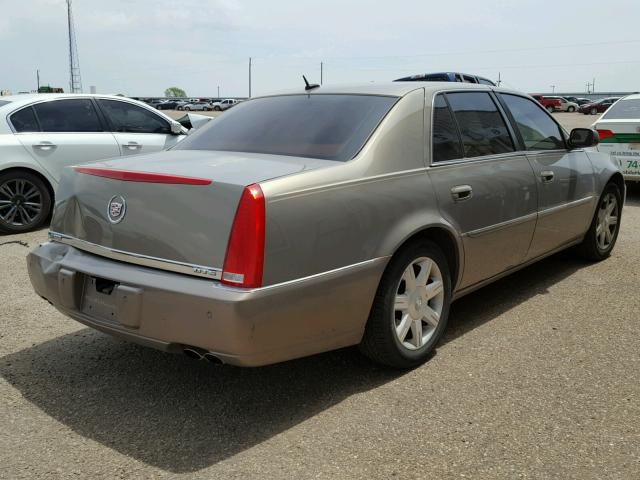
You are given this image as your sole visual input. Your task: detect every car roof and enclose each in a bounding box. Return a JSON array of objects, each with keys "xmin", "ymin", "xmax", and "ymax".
[
  {"xmin": 258, "ymin": 81, "xmax": 518, "ymax": 98},
  {"xmin": 0, "ymin": 93, "xmax": 146, "ymax": 111}
]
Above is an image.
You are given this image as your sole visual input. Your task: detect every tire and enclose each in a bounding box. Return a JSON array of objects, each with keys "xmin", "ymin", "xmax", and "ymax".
[
  {"xmin": 576, "ymin": 182, "xmax": 622, "ymax": 261},
  {"xmin": 185, "ymin": 106, "xmax": 191, "ymax": 111},
  {"xmin": 568, "ymin": 106, "xmax": 575, "ymax": 112},
  {"xmin": 359, "ymin": 240, "xmax": 452, "ymax": 369},
  {"xmin": 546, "ymin": 105, "xmax": 555, "ymax": 113},
  {"xmin": 214, "ymin": 106, "xmax": 221, "ymax": 111},
  {"xmin": 0, "ymin": 170, "xmax": 52, "ymax": 234},
  {"xmin": 591, "ymin": 108, "xmax": 598, "ymax": 115}
]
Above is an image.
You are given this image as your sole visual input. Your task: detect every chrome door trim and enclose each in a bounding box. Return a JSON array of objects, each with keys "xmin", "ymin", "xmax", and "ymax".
[
  {"xmin": 48, "ymin": 232, "xmax": 222, "ymax": 280},
  {"xmin": 462, "ymin": 212, "xmax": 538, "ymax": 238},
  {"xmin": 538, "ymin": 196, "xmax": 594, "ymax": 218}
]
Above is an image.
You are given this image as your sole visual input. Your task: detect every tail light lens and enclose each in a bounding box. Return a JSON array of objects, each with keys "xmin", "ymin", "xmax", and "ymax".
[
  {"xmin": 221, "ymin": 184, "xmax": 265, "ymax": 288},
  {"xmin": 596, "ymin": 129, "xmax": 614, "ymax": 140}
]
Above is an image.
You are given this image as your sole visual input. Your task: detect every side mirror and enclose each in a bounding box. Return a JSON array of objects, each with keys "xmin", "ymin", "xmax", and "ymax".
[
  {"xmin": 569, "ymin": 128, "xmax": 599, "ymax": 149},
  {"xmin": 170, "ymin": 121, "xmax": 184, "ymax": 135}
]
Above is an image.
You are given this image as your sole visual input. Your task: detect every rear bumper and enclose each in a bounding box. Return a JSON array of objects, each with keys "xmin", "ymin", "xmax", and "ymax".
[{"xmin": 27, "ymin": 242, "xmax": 387, "ymax": 366}]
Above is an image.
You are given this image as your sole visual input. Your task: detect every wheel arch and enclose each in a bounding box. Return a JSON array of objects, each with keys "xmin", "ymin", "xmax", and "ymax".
[
  {"xmin": 607, "ymin": 172, "xmax": 625, "ymax": 198},
  {"xmin": 388, "ymin": 224, "xmax": 463, "ymax": 292}
]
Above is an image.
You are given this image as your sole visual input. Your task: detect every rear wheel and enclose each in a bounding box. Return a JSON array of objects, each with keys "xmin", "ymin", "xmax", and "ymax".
[
  {"xmin": 359, "ymin": 240, "xmax": 452, "ymax": 368},
  {"xmin": 576, "ymin": 182, "xmax": 621, "ymax": 261},
  {"xmin": 0, "ymin": 171, "xmax": 51, "ymax": 233},
  {"xmin": 546, "ymin": 105, "xmax": 555, "ymax": 113},
  {"xmin": 591, "ymin": 107, "xmax": 598, "ymax": 115}
]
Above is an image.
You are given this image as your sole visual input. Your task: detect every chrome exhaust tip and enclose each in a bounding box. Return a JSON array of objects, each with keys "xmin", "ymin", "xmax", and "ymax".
[
  {"xmin": 203, "ymin": 353, "xmax": 223, "ymax": 365},
  {"xmin": 183, "ymin": 347, "xmax": 206, "ymax": 360}
]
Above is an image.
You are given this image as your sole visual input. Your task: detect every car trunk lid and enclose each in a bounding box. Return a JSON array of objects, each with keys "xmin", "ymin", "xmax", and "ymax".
[{"xmin": 50, "ymin": 150, "xmax": 335, "ymax": 276}]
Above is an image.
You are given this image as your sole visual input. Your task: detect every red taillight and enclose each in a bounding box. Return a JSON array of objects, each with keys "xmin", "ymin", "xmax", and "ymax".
[
  {"xmin": 73, "ymin": 167, "xmax": 212, "ymax": 185},
  {"xmin": 221, "ymin": 184, "xmax": 265, "ymax": 288},
  {"xmin": 596, "ymin": 129, "xmax": 614, "ymax": 140}
]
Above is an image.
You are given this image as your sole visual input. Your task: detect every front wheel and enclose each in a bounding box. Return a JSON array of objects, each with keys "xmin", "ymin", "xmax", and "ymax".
[
  {"xmin": 591, "ymin": 108, "xmax": 598, "ymax": 115},
  {"xmin": 0, "ymin": 171, "xmax": 52, "ymax": 233},
  {"xmin": 568, "ymin": 106, "xmax": 575, "ymax": 112},
  {"xmin": 576, "ymin": 183, "xmax": 622, "ymax": 261},
  {"xmin": 359, "ymin": 240, "xmax": 452, "ymax": 368},
  {"xmin": 214, "ymin": 106, "xmax": 221, "ymax": 111}
]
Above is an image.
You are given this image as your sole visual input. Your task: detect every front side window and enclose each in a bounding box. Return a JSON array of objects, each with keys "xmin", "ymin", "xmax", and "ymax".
[
  {"xmin": 445, "ymin": 92, "xmax": 514, "ymax": 158},
  {"xmin": 174, "ymin": 94, "xmax": 397, "ymax": 161},
  {"xmin": 432, "ymin": 94, "xmax": 463, "ymax": 162},
  {"xmin": 10, "ymin": 107, "xmax": 39, "ymax": 132},
  {"xmin": 98, "ymin": 99, "xmax": 171, "ymax": 134},
  {"xmin": 499, "ymin": 94, "xmax": 565, "ymax": 151},
  {"xmin": 33, "ymin": 99, "xmax": 102, "ymax": 132},
  {"xmin": 602, "ymin": 98, "xmax": 640, "ymax": 119}
]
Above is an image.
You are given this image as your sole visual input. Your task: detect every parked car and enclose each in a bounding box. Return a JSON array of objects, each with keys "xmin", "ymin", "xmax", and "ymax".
[
  {"xmin": 530, "ymin": 94, "xmax": 562, "ymax": 113},
  {"xmin": 0, "ymin": 94, "xmax": 187, "ymax": 233},
  {"xmin": 210, "ymin": 99, "xmax": 239, "ymax": 111},
  {"xmin": 579, "ymin": 97, "xmax": 621, "ymax": 115},
  {"xmin": 593, "ymin": 94, "xmax": 640, "ymax": 181},
  {"xmin": 575, "ymin": 98, "xmax": 593, "ymax": 106},
  {"xmin": 156, "ymin": 100, "xmax": 186, "ymax": 110},
  {"xmin": 395, "ymin": 72, "xmax": 496, "ymax": 86},
  {"xmin": 182, "ymin": 101, "xmax": 212, "ymax": 112},
  {"xmin": 27, "ymin": 83, "xmax": 624, "ymax": 369},
  {"xmin": 546, "ymin": 96, "xmax": 579, "ymax": 112}
]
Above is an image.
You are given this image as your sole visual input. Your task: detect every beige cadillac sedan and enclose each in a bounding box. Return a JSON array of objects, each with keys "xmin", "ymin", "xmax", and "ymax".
[{"xmin": 28, "ymin": 82, "xmax": 624, "ymax": 368}]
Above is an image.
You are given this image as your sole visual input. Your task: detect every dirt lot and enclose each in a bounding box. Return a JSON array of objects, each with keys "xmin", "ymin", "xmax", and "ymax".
[{"xmin": 1, "ymin": 113, "xmax": 639, "ymax": 479}]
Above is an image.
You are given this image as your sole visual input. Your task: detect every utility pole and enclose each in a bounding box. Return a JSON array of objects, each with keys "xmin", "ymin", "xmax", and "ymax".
[
  {"xmin": 497, "ymin": 72, "xmax": 501, "ymax": 87},
  {"xmin": 217, "ymin": 85, "xmax": 220, "ymax": 99},
  {"xmin": 592, "ymin": 77, "xmax": 596, "ymax": 93},
  {"xmin": 320, "ymin": 61, "xmax": 323, "ymax": 85},
  {"xmin": 550, "ymin": 85, "xmax": 556, "ymax": 93},
  {"xmin": 248, "ymin": 57, "xmax": 252, "ymax": 98},
  {"xmin": 36, "ymin": 70, "xmax": 40, "ymax": 91}
]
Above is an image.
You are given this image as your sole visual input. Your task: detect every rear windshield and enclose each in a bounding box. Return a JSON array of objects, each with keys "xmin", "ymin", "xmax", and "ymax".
[
  {"xmin": 173, "ymin": 94, "xmax": 397, "ymax": 161},
  {"xmin": 602, "ymin": 98, "xmax": 640, "ymax": 119}
]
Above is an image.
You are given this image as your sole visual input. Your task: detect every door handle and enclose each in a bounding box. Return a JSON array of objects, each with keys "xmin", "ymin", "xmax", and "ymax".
[
  {"xmin": 123, "ymin": 142, "xmax": 142, "ymax": 150},
  {"xmin": 451, "ymin": 185, "xmax": 473, "ymax": 202},
  {"xmin": 540, "ymin": 170, "xmax": 555, "ymax": 183},
  {"xmin": 32, "ymin": 142, "xmax": 56, "ymax": 151}
]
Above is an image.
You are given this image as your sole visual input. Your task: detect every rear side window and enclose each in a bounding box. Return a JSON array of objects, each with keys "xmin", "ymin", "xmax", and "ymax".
[
  {"xmin": 499, "ymin": 94, "xmax": 565, "ymax": 150},
  {"xmin": 602, "ymin": 98, "xmax": 640, "ymax": 119},
  {"xmin": 33, "ymin": 99, "xmax": 102, "ymax": 132},
  {"xmin": 98, "ymin": 99, "xmax": 171, "ymax": 134},
  {"xmin": 446, "ymin": 92, "xmax": 514, "ymax": 157},
  {"xmin": 432, "ymin": 94, "xmax": 463, "ymax": 162},
  {"xmin": 10, "ymin": 107, "xmax": 39, "ymax": 132},
  {"xmin": 478, "ymin": 78, "xmax": 495, "ymax": 86},
  {"xmin": 174, "ymin": 94, "xmax": 397, "ymax": 161}
]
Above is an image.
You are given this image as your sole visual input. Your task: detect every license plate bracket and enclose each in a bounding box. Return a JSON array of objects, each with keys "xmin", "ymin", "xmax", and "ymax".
[{"xmin": 81, "ymin": 277, "xmax": 142, "ymax": 328}]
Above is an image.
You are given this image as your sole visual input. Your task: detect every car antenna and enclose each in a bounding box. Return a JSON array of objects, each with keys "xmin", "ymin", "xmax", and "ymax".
[{"xmin": 303, "ymin": 75, "xmax": 320, "ymax": 91}]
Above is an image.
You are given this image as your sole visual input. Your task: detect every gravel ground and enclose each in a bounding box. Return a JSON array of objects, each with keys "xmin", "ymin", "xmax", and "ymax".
[{"xmin": 1, "ymin": 113, "xmax": 639, "ymax": 479}]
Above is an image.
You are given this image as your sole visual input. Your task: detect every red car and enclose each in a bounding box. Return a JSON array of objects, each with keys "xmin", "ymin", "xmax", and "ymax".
[
  {"xmin": 578, "ymin": 97, "xmax": 621, "ymax": 115},
  {"xmin": 530, "ymin": 94, "xmax": 562, "ymax": 113}
]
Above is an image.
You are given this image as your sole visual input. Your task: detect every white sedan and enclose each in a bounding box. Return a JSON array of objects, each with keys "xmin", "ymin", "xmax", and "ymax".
[
  {"xmin": 0, "ymin": 94, "xmax": 187, "ymax": 233},
  {"xmin": 593, "ymin": 94, "xmax": 640, "ymax": 182}
]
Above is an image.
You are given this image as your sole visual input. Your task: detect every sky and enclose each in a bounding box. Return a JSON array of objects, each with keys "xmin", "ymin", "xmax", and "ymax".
[{"xmin": 2, "ymin": 0, "xmax": 640, "ymax": 97}]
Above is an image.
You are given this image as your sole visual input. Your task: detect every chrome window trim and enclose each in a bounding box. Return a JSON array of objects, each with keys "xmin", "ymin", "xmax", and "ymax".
[{"xmin": 48, "ymin": 232, "xmax": 222, "ymax": 280}]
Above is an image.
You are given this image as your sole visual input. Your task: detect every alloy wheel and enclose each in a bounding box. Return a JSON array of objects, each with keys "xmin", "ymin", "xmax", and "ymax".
[
  {"xmin": 0, "ymin": 178, "xmax": 43, "ymax": 227},
  {"xmin": 393, "ymin": 256, "xmax": 445, "ymax": 350},
  {"xmin": 596, "ymin": 192, "xmax": 619, "ymax": 250}
]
